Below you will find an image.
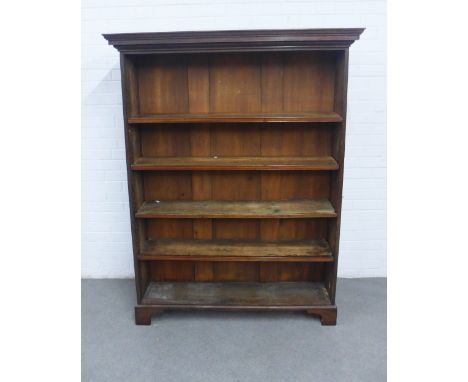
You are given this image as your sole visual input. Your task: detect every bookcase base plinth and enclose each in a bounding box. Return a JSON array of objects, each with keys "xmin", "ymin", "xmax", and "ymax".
[
  {"xmin": 135, "ymin": 305, "xmax": 337, "ymax": 326},
  {"xmin": 135, "ymin": 281, "xmax": 337, "ymax": 325}
]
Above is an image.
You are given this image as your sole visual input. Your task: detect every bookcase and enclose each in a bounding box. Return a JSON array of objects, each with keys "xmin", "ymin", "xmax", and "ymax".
[{"xmin": 104, "ymin": 29, "xmax": 364, "ymax": 325}]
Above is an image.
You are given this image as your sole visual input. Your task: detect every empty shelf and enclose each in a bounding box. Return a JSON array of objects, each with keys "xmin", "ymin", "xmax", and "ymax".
[
  {"xmin": 128, "ymin": 112, "xmax": 343, "ymax": 124},
  {"xmin": 139, "ymin": 238, "xmax": 333, "ymax": 262},
  {"xmin": 135, "ymin": 199, "xmax": 337, "ymax": 219},
  {"xmin": 141, "ymin": 281, "xmax": 332, "ymax": 307},
  {"xmin": 131, "ymin": 156, "xmax": 339, "ymax": 171}
]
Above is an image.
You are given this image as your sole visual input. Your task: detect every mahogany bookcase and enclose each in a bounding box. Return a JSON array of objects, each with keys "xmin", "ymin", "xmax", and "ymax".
[{"xmin": 103, "ymin": 29, "xmax": 364, "ymax": 325}]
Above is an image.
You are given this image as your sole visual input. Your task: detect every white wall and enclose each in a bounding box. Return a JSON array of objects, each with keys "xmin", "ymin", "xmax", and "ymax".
[{"xmin": 82, "ymin": 0, "xmax": 386, "ymax": 278}]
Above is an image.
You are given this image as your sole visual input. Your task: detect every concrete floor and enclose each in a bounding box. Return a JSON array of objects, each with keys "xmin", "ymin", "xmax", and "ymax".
[{"xmin": 82, "ymin": 278, "xmax": 386, "ymax": 382}]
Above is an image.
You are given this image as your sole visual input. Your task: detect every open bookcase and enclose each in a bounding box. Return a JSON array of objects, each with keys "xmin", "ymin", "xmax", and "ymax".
[{"xmin": 104, "ymin": 29, "xmax": 364, "ymax": 325}]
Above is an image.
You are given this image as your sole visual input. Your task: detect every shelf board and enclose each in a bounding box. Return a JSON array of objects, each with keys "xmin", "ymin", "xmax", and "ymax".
[
  {"xmin": 135, "ymin": 199, "xmax": 336, "ymax": 219},
  {"xmin": 131, "ymin": 156, "xmax": 339, "ymax": 171},
  {"xmin": 128, "ymin": 112, "xmax": 343, "ymax": 124},
  {"xmin": 139, "ymin": 238, "xmax": 333, "ymax": 262},
  {"xmin": 141, "ymin": 281, "xmax": 332, "ymax": 307}
]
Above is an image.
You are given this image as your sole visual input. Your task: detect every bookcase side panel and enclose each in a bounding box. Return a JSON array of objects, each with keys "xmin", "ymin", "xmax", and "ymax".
[
  {"xmin": 326, "ymin": 49, "xmax": 349, "ymax": 303},
  {"xmin": 120, "ymin": 54, "xmax": 148, "ymax": 301}
]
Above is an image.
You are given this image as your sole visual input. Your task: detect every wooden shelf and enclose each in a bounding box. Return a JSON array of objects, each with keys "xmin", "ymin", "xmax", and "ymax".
[
  {"xmin": 139, "ymin": 238, "xmax": 333, "ymax": 262},
  {"xmin": 135, "ymin": 199, "xmax": 336, "ymax": 219},
  {"xmin": 141, "ymin": 281, "xmax": 332, "ymax": 307},
  {"xmin": 128, "ymin": 112, "xmax": 343, "ymax": 124},
  {"xmin": 131, "ymin": 156, "xmax": 339, "ymax": 171}
]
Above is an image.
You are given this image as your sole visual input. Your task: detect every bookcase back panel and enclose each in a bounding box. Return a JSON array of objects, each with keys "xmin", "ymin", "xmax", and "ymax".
[
  {"xmin": 139, "ymin": 123, "xmax": 334, "ymax": 158},
  {"xmin": 137, "ymin": 56, "xmax": 189, "ymax": 114},
  {"xmin": 133, "ymin": 54, "xmax": 337, "ymax": 300},
  {"xmin": 142, "ymin": 171, "xmax": 331, "ymax": 201},
  {"xmin": 147, "ymin": 261, "xmax": 325, "ymax": 282},
  {"xmin": 145, "ymin": 219, "xmax": 328, "ymax": 241},
  {"xmin": 133, "ymin": 52, "xmax": 338, "ymax": 115}
]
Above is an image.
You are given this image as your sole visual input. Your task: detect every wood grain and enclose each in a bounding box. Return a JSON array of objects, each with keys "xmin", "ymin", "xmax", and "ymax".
[
  {"xmin": 128, "ymin": 112, "xmax": 342, "ymax": 123},
  {"xmin": 140, "ymin": 238, "xmax": 333, "ymax": 262},
  {"xmin": 137, "ymin": 56, "xmax": 188, "ymax": 114},
  {"xmin": 136, "ymin": 200, "xmax": 337, "ymax": 219},
  {"xmin": 141, "ymin": 281, "xmax": 332, "ymax": 306},
  {"xmin": 131, "ymin": 156, "xmax": 339, "ymax": 171}
]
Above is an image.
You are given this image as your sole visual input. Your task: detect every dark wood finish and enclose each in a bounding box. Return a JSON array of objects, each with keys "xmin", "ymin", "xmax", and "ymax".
[
  {"xmin": 135, "ymin": 305, "xmax": 336, "ymax": 325},
  {"xmin": 307, "ymin": 307, "xmax": 337, "ymax": 325},
  {"xmin": 135, "ymin": 307, "xmax": 163, "ymax": 325},
  {"xmin": 103, "ymin": 28, "xmax": 364, "ymax": 54},
  {"xmin": 325, "ymin": 49, "xmax": 349, "ymax": 305},
  {"xmin": 139, "ymin": 238, "xmax": 333, "ymax": 262},
  {"xmin": 120, "ymin": 54, "xmax": 148, "ymax": 301},
  {"xmin": 128, "ymin": 112, "xmax": 343, "ymax": 123},
  {"xmin": 105, "ymin": 28, "xmax": 363, "ymax": 326},
  {"xmin": 131, "ymin": 156, "xmax": 339, "ymax": 171}
]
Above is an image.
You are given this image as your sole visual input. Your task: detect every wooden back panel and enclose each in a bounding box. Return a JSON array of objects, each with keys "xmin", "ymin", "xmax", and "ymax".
[
  {"xmin": 127, "ymin": 51, "xmax": 343, "ymax": 284},
  {"xmin": 133, "ymin": 52, "xmax": 338, "ymax": 115}
]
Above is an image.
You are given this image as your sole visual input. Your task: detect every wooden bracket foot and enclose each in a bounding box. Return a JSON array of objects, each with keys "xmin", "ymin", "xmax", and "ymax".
[
  {"xmin": 306, "ymin": 307, "xmax": 337, "ymax": 326},
  {"xmin": 135, "ymin": 306, "xmax": 164, "ymax": 325}
]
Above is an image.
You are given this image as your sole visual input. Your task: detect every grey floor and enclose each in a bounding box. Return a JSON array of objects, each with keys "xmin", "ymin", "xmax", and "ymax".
[{"xmin": 82, "ymin": 278, "xmax": 386, "ymax": 382}]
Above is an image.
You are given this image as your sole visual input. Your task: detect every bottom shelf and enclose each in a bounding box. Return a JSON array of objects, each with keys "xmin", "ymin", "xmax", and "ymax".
[{"xmin": 141, "ymin": 281, "xmax": 331, "ymax": 307}]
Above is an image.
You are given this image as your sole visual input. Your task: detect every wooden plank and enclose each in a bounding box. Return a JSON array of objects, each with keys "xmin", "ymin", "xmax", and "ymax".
[
  {"xmin": 139, "ymin": 238, "xmax": 333, "ymax": 262},
  {"xmin": 187, "ymin": 60, "xmax": 214, "ymax": 280},
  {"xmin": 261, "ymin": 53, "xmax": 284, "ymax": 112},
  {"xmin": 213, "ymin": 262, "xmax": 258, "ymax": 281},
  {"xmin": 142, "ymin": 172, "xmax": 192, "ymax": 201},
  {"xmin": 146, "ymin": 219, "xmax": 193, "ymax": 239},
  {"xmin": 140, "ymin": 125, "xmax": 191, "ymax": 157},
  {"xmin": 259, "ymin": 219, "xmax": 328, "ymax": 242},
  {"xmin": 209, "ymin": 54, "xmax": 261, "ymax": 113},
  {"xmin": 136, "ymin": 199, "xmax": 336, "ymax": 219},
  {"xmin": 137, "ymin": 56, "xmax": 189, "ymax": 114},
  {"xmin": 149, "ymin": 261, "xmax": 195, "ymax": 282},
  {"xmin": 141, "ymin": 281, "xmax": 331, "ymax": 306},
  {"xmin": 260, "ymin": 125, "xmax": 333, "ymax": 157},
  {"xmin": 283, "ymin": 52, "xmax": 336, "ymax": 112},
  {"xmin": 131, "ymin": 156, "xmax": 339, "ymax": 171},
  {"xmin": 128, "ymin": 112, "xmax": 343, "ymax": 124},
  {"xmin": 260, "ymin": 172, "xmax": 330, "ymax": 200},
  {"xmin": 187, "ymin": 55, "xmax": 210, "ymax": 113},
  {"xmin": 211, "ymin": 124, "xmax": 261, "ymax": 157}
]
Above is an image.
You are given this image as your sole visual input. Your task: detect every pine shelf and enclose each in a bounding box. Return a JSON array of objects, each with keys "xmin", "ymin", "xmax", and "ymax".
[
  {"xmin": 135, "ymin": 199, "xmax": 336, "ymax": 219},
  {"xmin": 139, "ymin": 238, "xmax": 333, "ymax": 262},
  {"xmin": 141, "ymin": 281, "xmax": 332, "ymax": 307}
]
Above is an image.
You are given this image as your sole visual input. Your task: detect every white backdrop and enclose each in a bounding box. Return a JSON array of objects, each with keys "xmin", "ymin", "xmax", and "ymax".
[{"xmin": 82, "ymin": 0, "xmax": 386, "ymax": 278}]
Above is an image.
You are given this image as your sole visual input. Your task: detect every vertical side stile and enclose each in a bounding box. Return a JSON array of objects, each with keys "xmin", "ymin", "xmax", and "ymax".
[
  {"xmin": 120, "ymin": 53, "xmax": 147, "ymax": 302},
  {"xmin": 326, "ymin": 49, "xmax": 349, "ymax": 304}
]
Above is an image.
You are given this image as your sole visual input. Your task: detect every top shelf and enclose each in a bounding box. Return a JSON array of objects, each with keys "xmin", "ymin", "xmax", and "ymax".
[{"xmin": 128, "ymin": 112, "xmax": 343, "ymax": 124}]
